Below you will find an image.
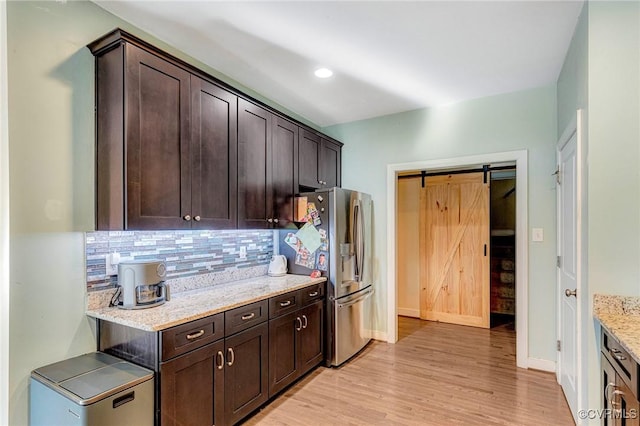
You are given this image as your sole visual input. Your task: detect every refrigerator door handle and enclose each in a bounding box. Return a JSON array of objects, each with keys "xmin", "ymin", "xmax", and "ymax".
[
  {"xmin": 352, "ymin": 202, "xmax": 361, "ymax": 281},
  {"xmin": 337, "ymin": 288, "xmax": 373, "ymax": 308},
  {"xmin": 358, "ymin": 202, "xmax": 365, "ymax": 281}
]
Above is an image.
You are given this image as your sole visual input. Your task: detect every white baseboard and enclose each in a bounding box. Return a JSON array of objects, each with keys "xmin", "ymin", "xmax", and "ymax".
[
  {"xmin": 527, "ymin": 357, "xmax": 556, "ymax": 373},
  {"xmin": 368, "ymin": 329, "xmax": 388, "ymax": 342},
  {"xmin": 397, "ymin": 308, "xmax": 420, "ymax": 318}
]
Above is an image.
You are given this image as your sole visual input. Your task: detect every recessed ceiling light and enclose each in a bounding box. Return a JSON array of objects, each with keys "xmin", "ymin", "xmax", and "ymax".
[{"xmin": 314, "ymin": 68, "xmax": 333, "ymax": 78}]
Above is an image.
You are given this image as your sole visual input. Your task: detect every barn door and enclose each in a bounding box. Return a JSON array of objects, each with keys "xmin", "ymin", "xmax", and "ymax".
[{"xmin": 419, "ymin": 172, "xmax": 490, "ymax": 328}]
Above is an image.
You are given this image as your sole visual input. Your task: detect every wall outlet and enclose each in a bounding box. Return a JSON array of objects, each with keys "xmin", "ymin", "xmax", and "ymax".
[
  {"xmin": 239, "ymin": 246, "xmax": 247, "ymax": 259},
  {"xmin": 105, "ymin": 252, "xmax": 120, "ymax": 275}
]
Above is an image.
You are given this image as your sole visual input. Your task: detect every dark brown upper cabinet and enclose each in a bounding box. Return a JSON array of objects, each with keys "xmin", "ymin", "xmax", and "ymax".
[
  {"xmin": 90, "ymin": 36, "xmax": 238, "ymax": 230},
  {"xmin": 90, "ymin": 29, "xmax": 341, "ymax": 231},
  {"xmin": 271, "ymin": 117, "xmax": 298, "ymax": 228},
  {"xmin": 190, "ymin": 77, "xmax": 238, "ymax": 229},
  {"xmin": 238, "ymin": 100, "xmax": 297, "ymax": 229},
  {"xmin": 298, "ymin": 128, "xmax": 342, "ymax": 190}
]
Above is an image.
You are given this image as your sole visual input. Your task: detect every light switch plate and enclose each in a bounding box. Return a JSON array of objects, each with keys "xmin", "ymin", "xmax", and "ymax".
[{"xmin": 532, "ymin": 228, "xmax": 544, "ymax": 242}]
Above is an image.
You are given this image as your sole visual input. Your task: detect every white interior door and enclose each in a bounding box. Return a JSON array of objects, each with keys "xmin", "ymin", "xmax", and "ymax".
[{"xmin": 558, "ymin": 127, "xmax": 579, "ymax": 423}]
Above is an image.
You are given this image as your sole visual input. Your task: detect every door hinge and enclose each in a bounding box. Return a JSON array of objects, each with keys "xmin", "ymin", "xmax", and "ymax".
[
  {"xmin": 557, "ymin": 256, "xmax": 561, "ymax": 268},
  {"xmin": 553, "ymin": 166, "xmax": 561, "ymax": 185},
  {"xmin": 557, "ymin": 340, "xmax": 561, "ymax": 351}
]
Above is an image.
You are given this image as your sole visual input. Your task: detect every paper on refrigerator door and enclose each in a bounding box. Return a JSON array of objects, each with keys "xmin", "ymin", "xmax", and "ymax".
[
  {"xmin": 307, "ymin": 202, "xmax": 321, "ymax": 226},
  {"xmin": 295, "ymin": 222, "xmax": 322, "ymax": 254},
  {"xmin": 295, "ymin": 246, "xmax": 316, "ymax": 269},
  {"xmin": 294, "ymin": 197, "xmax": 308, "ymax": 222}
]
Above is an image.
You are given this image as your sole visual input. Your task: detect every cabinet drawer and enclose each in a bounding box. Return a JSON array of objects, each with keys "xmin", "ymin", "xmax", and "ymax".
[
  {"xmin": 301, "ymin": 283, "xmax": 325, "ymax": 306},
  {"xmin": 225, "ymin": 300, "xmax": 268, "ymax": 335},
  {"xmin": 161, "ymin": 313, "xmax": 224, "ymax": 361},
  {"xmin": 269, "ymin": 290, "xmax": 301, "ymax": 319}
]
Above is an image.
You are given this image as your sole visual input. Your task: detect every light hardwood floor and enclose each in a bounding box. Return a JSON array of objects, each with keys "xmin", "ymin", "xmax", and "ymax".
[{"xmin": 243, "ymin": 317, "xmax": 574, "ymax": 426}]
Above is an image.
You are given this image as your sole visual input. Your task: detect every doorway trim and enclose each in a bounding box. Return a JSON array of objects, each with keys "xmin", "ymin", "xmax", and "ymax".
[
  {"xmin": 387, "ymin": 150, "xmax": 529, "ymax": 369},
  {"xmin": 556, "ymin": 109, "xmax": 585, "ymax": 420},
  {"xmin": 0, "ymin": 0, "xmax": 9, "ymax": 423}
]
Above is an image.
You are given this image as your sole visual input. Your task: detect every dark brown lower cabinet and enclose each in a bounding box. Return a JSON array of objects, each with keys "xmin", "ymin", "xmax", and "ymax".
[
  {"xmin": 225, "ymin": 322, "xmax": 269, "ymax": 425},
  {"xmin": 99, "ymin": 283, "xmax": 324, "ymax": 426},
  {"xmin": 601, "ymin": 328, "xmax": 640, "ymax": 426},
  {"xmin": 298, "ymin": 301, "xmax": 324, "ymax": 374},
  {"xmin": 160, "ymin": 340, "xmax": 224, "ymax": 426},
  {"xmin": 268, "ymin": 300, "xmax": 324, "ymax": 397}
]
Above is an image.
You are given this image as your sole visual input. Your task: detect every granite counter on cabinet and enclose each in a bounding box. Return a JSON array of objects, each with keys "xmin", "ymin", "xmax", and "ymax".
[
  {"xmin": 593, "ymin": 294, "xmax": 640, "ymax": 364},
  {"xmin": 86, "ymin": 274, "xmax": 326, "ymax": 331}
]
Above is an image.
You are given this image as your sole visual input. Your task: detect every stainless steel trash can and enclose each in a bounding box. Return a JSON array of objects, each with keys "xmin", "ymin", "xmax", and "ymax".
[{"xmin": 30, "ymin": 352, "xmax": 154, "ymax": 426}]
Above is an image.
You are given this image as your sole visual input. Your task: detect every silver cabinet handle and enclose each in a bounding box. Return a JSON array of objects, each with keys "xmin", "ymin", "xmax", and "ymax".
[
  {"xmin": 565, "ymin": 288, "xmax": 577, "ymax": 297},
  {"xmin": 186, "ymin": 330, "xmax": 205, "ymax": 340},
  {"xmin": 302, "ymin": 315, "xmax": 308, "ymax": 329},
  {"xmin": 308, "ymin": 291, "xmax": 318, "ymax": 297},
  {"xmin": 241, "ymin": 312, "xmax": 255, "ymax": 321},
  {"xmin": 274, "ymin": 218, "xmax": 279, "ymax": 223},
  {"xmin": 605, "ymin": 382, "xmax": 615, "ymax": 406},
  {"xmin": 267, "ymin": 218, "xmax": 273, "ymax": 223},
  {"xmin": 295, "ymin": 317, "xmax": 302, "ymax": 331},
  {"xmin": 183, "ymin": 215, "xmax": 191, "ymax": 221},
  {"xmin": 279, "ymin": 300, "xmax": 292, "ymax": 307},
  {"xmin": 612, "ymin": 389, "xmax": 625, "ymax": 407},
  {"xmin": 194, "ymin": 215, "xmax": 201, "ymax": 222},
  {"xmin": 216, "ymin": 351, "xmax": 224, "ymax": 370},
  {"xmin": 610, "ymin": 348, "xmax": 627, "ymax": 361},
  {"xmin": 227, "ymin": 347, "xmax": 235, "ymax": 366}
]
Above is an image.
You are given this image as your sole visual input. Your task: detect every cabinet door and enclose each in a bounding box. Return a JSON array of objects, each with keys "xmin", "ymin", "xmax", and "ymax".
[
  {"xmin": 125, "ymin": 44, "xmax": 192, "ymax": 229},
  {"xmin": 298, "ymin": 301, "xmax": 324, "ymax": 375},
  {"xmin": 238, "ymin": 99, "xmax": 272, "ymax": 228},
  {"xmin": 614, "ymin": 378, "xmax": 640, "ymax": 426},
  {"xmin": 224, "ymin": 322, "xmax": 269, "ymax": 425},
  {"xmin": 320, "ymin": 138, "xmax": 341, "ymax": 188},
  {"xmin": 298, "ymin": 129, "xmax": 321, "ymax": 189},
  {"xmin": 191, "ymin": 77, "xmax": 238, "ymax": 229},
  {"xmin": 160, "ymin": 340, "xmax": 224, "ymax": 426},
  {"xmin": 268, "ymin": 311, "xmax": 299, "ymax": 397},
  {"xmin": 603, "ymin": 355, "xmax": 618, "ymax": 426},
  {"xmin": 272, "ymin": 117, "xmax": 298, "ymax": 228}
]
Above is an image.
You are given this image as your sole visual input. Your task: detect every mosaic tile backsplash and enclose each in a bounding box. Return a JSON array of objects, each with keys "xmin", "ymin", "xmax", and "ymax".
[{"xmin": 86, "ymin": 230, "xmax": 274, "ymax": 291}]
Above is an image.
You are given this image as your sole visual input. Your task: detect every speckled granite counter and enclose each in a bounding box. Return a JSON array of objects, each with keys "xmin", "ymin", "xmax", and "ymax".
[
  {"xmin": 86, "ymin": 274, "xmax": 326, "ymax": 332},
  {"xmin": 594, "ymin": 294, "xmax": 640, "ymax": 364}
]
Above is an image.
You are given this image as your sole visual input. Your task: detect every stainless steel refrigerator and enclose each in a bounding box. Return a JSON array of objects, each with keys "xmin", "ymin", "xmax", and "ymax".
[{"xmin": 279, "ymin": 187, "xmax": 373, "ymax": 367}]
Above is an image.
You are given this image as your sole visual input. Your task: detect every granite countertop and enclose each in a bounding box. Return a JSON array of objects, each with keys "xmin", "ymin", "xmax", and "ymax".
[
  {"xmin": 593, "ymin": 294, "xmax": 640, "ymax": 364},
  {"xmin": 86, "ymin": 274, "xmax": 326, "ymax": 332}
]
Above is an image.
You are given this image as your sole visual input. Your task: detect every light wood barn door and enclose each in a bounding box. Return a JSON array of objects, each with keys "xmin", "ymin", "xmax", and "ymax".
[{"xmin": 419, "ymin": 172, "xmax": 490, "ymax": 328}]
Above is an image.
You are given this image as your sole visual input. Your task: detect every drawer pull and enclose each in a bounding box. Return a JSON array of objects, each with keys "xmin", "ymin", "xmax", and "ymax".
[
  {"xmin": 280, "ymin": 300, "xmax": 292, "ymax": 307},
  {"xmin": 609, "ymin": 348, "xmax": 627, "ymax": 361},
  {"xmin": 216, "ymin": 351, "xmax": 224, "ymax": 370},
  {"xmin": 186, "ymin": 330, "xmax": 205, "ymax": 340},
  {"xmin": 309, "ymin": 291, "xmax": 319, "ymax": 297},
  {"xmin": 241, "ymin": 312, "xmax": 255, "ymax": 321}
]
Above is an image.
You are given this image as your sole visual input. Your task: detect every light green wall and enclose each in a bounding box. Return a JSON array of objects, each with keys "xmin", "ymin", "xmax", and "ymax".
[
  {"xmin": 557, "ymin": 1, "xmax": 640, "ymax": 418},
  {"xmin": 587, "ymin": 0, "xmax": 640, "ymax": 416},
  {"xmin": 6, "ymin": 1, "xmax": 317, "ymax": 424},
  {"xmin": 557, "ymin": 4, "xmax": 588, "ymax": 137},
  {"xmin": 324, "ymin": 85, "xmax": 558, "ymax": 362}
]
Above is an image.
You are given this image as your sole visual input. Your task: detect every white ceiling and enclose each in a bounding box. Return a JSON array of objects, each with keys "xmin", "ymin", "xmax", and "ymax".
[{"xmin": 93, "ymin": 0, "xmax": 584, "ymax": 127}]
